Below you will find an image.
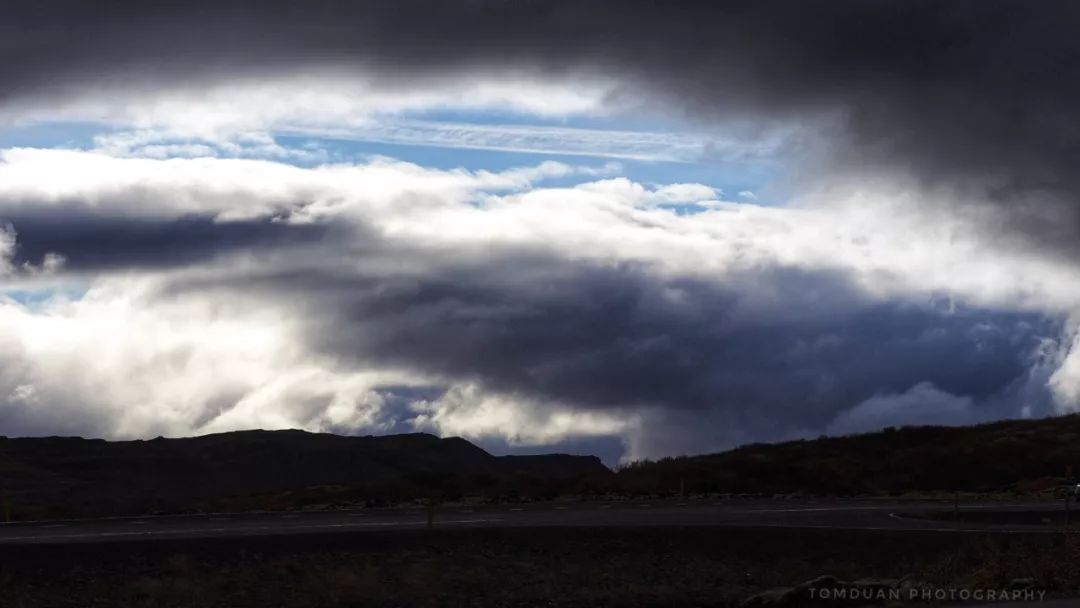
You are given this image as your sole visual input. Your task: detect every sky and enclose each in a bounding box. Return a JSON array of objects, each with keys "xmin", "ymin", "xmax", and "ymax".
[{"xmin": 2, "ymin": 1, "xmax": 1080, "ymax": 464}]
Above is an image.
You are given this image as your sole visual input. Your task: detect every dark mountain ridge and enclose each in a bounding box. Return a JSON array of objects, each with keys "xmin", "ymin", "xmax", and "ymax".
[
  {"xmin": 0, "ymin": 430, "xmax": 611, "ymax": 520},
  {"xmin": 617, "ymin": 414, "xmax": 1080, "ymax": 497},
  {"xmin": 7, "ymin": 414, "xmax": 1079, "ymax": 521}
]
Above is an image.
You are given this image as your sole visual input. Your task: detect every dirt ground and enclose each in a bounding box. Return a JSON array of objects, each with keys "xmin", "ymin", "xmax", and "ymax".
[{"xmin": 1, "ymin": 526, "xmax": 1078, "ymax": 607}]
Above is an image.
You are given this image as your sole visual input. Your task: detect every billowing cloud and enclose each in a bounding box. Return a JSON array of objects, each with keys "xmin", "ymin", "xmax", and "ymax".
[
  {"xmin": 0, "ymin": 152, "xmax": 1076, "ymax": 460},
  {"xmin": 1049, "ymin": 326, "xmax": 1080, "ymax": 411},
  {"xmin": 0, "ymin": 225, "xmax": 16, "ymax": 277}
]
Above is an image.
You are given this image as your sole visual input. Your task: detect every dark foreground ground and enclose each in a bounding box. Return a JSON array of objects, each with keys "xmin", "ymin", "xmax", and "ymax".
[{"xmin": 2, "ymin": 524, "xmax": 1079, "ymax": 608}]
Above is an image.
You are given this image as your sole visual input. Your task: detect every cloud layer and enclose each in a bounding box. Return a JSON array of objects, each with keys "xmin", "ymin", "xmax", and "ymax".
[
  {"xmin": 1, "ymin": 150, "xmax": 1078, "ymax": 460},
  {"xmin": 4, "ymin": 2, "xmax": 1080, "ymax": 461},
  {"xmin": 5, "ymin": 2, "xmax": 1080, "ymax": 245}
]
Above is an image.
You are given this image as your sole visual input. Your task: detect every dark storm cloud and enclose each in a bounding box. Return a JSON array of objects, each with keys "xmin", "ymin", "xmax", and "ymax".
[
  {"xmin": 5, "ymin": 1, "xmax": 1080, "ymax": 248},
  {"xmin": 4, "ymin": 211, "xmax": 335, "ymax": 271},
  {"xmin": 178, "ymin": 245, "xmax": 1060, "ymax": 442}
]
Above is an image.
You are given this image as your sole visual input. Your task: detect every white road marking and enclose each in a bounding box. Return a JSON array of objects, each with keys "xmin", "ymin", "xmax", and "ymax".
[{"xmin": 747, "ymin": 506, "xmax": 892, "ymax": 514}]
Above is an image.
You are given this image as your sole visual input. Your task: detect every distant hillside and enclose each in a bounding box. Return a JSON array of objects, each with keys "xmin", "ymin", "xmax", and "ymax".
[
  {"xmin": 615, "ymin": 415, "xmax": 1080, "ymax": 496},
  {"xmin": 7, "ymin": 416, "xmax": 1079, "ymax": 521},
  {"xmin": 0, "ymin": 430, "xmax": 611, "ymax": 520}
]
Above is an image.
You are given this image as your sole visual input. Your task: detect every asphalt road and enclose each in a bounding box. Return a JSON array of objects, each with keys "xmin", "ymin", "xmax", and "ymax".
[{"xmin": 0, "ymin": 498, "xmax": 1070, "ymax": 544}]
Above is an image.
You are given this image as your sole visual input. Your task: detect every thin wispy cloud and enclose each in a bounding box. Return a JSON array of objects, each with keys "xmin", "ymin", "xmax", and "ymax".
[
  {"xmin": 283, "ymin": 119, "xmax": 761, "ymax": 163},
  {"xmin": 85, "ymin": 120, "xmax": 731, "ymax": 164}
]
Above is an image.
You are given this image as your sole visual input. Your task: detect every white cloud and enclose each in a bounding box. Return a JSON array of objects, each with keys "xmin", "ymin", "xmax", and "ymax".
[
  {"xmin": 0, "ymin": 276, "xmax": 430, "ymax": 438},
  {"xmin": 648, "ymin": 182, "xmax": 720, "ymax": 204},
  {"xmin": 0, "ymin": 148, "xmax": 616, "ymax": 221},
  {"xmin": 7, "ymin": 384, "xmax": 37, "ymax": 405},
  {"xmin": 0, "ymin": 223, "xmax": 64, "ymax": 279},
  {"xmin": 410, "ymin": 383, "xmax": 635, "ymax": 446},
  {"xmin": 292, "ymin": 119, "xmax": 728, "ymax": 162},
  {"xmin": 0, "ymin": 224, "xmax": 15, "ymax": 277},
  {"xmin": 1048, "ymin": 322, "xmax": 1080, "ymax": 412},
  {"xmin": 1, "ymin": 74, "xmax": 615, "ymax": 138},
  {"xmin": 90, "ymin": 129, "xmax": 329, "ymax": 163},
  {"xmin": 21, "ymin": 253, "xmax": 66, "ymax": 277}
]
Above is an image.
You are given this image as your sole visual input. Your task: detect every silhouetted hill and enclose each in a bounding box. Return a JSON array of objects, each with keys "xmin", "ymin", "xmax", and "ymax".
[
  {"xmin": 0, "ymin": 430, "xmax": 611, "ymax": 520},
  {"xmin": 615, "ymin": 415, "xmax": 1080, "ymax": 496},
  {"xmin": 9, "ymin": 415, "xmax": 1078, "ymax": 520}
]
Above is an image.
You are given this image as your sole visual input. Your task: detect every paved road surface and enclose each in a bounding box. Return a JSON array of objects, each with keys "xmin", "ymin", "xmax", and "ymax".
[{"xmin": 0, "ymin": 498, "xmax": 1070, "ymax": 544}]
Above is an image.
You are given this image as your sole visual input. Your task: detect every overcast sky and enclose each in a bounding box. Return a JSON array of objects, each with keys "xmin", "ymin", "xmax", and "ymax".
[{"xmin": 2, "ymin": 1, "xmax": 1080, "ymax": 464}]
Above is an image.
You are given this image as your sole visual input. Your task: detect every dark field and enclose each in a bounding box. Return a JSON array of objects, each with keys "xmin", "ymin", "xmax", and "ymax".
[
  {"xmin": 2, "ymin": 526, "xmax": 1078, "ymax": 607},
  {"xmin": 900, "ymin": 508, "xmax": 1080, "ymax": 527}
]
